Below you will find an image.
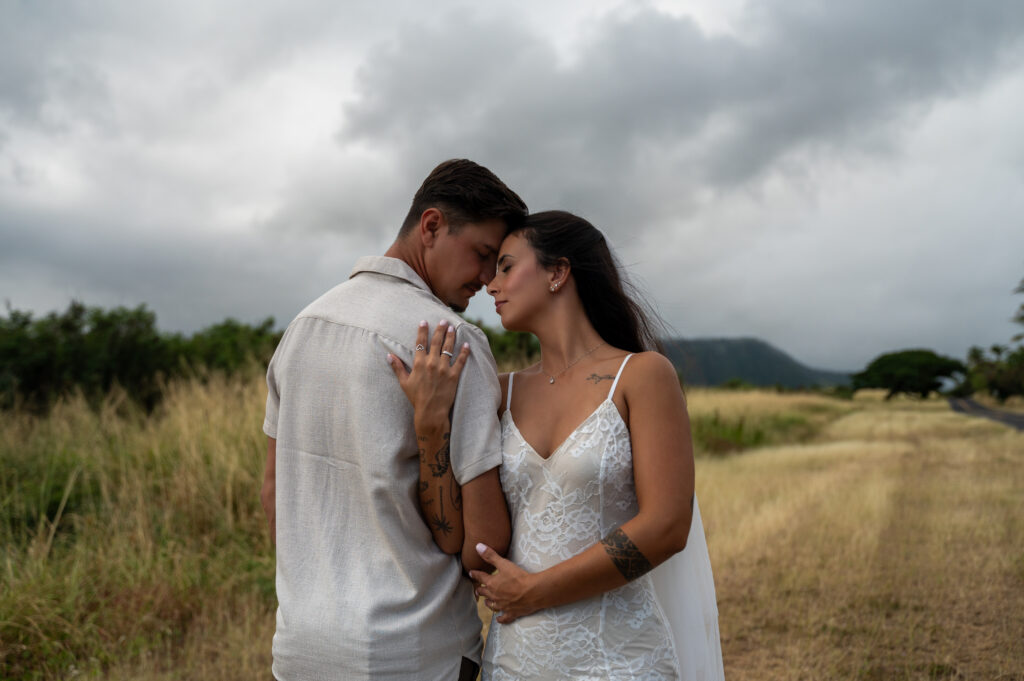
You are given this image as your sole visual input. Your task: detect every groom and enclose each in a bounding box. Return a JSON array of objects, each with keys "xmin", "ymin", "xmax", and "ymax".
[{"xmin": 261, "ymin": 159, "xmax": 525, "ymax": 681}]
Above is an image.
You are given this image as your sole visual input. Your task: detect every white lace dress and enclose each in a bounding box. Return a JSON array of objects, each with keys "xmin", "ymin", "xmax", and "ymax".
[{"xmin": 481, "ymin": 355, "xmax": 724, "ymax": 681}]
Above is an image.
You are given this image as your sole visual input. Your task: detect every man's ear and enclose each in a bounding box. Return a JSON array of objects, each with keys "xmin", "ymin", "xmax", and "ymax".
[{"xmin": 419, "ymin": 208, "xmax": 445, "ymax": 248}]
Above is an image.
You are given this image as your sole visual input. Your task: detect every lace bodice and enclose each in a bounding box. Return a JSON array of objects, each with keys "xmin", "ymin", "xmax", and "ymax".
[{"xmin": 482, "ymin": 356, "xmax": 681, "ymax": 681}]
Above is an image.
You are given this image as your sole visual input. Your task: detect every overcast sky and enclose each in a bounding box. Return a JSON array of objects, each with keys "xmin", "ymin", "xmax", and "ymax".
[{"xmin": 2, "ymin": 0, "xmax": 1023, "ymax": 371}]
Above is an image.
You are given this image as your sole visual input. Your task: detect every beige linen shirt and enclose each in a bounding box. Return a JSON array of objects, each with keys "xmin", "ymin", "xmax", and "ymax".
[{"xmin": 263, "ymin": 256, "xmax": 502, "ymax": 681}]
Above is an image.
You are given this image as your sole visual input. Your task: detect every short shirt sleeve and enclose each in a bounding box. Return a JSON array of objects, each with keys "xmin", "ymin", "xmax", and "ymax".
[
  {"xmin": 449, "ymin": 322, "xmax": 502, "ymax": 485},
  {"xmin": 263, "ymin": 327, "xmax": 288, "ymax": 440}
]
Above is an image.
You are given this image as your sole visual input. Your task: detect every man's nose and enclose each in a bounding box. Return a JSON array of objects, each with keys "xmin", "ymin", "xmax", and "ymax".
[{"xmin": 479, "ymin": 263, "xmax": 496, "ymax": 285}]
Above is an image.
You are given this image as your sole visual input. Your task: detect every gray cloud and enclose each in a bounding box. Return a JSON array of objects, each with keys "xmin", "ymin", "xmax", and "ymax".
[
  {"xmin": 2, "ymin": 0, "xmax": 1023, "ymax": 371},
  {"xmin": 336, "ymin": 0, "xmax": 1024, "ymax": 369},
  {"xmin": 1, "ymin": 201, "xmax": 373, "ymax": 333},
  {"xmin": 340, "ymin": 1, "xmax": 1024, "ymax": 230}
]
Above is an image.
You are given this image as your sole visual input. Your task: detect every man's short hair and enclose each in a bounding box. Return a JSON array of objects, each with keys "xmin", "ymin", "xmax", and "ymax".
[{"xmin": 399, "ymin": 159, "xmax": 528, "ymax": 236}]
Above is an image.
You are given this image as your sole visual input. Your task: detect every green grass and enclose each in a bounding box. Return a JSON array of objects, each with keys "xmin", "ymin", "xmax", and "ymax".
[
  {"xmin": 4, "ymin": 376, "xmax": 1021, "ymax": 679},
  {"xmin": 691, "ymin": 410, "xmax": 831, "ymax": 455},
  {"xmin": 0, "ymin": 376, "xmax": 274, "ymax": 680}
]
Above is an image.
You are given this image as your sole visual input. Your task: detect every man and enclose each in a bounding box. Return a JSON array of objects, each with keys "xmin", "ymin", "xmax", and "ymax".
[{"xmin": 261, "ymin": 159, "xmax": 526, "ymax": 680}]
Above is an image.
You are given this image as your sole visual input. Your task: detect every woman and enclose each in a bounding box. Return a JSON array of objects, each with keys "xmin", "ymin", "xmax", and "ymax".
[{"xmin": 390, "ymin": 211, "xmax": 723, "ymax": 680}]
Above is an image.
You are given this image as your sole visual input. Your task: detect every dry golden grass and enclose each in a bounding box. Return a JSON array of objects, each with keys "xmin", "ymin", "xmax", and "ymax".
[
  {"xmin": 694, "ymin": 393, "xmax": 1024, "ymax": 680},
  {"xmin": 1, "ymin": 373, "xmax": 276, "ymax": 680},
  {"xmin": 686, "ymin": 387, "xmax": 850, "ymax": 418},
  {"xmin": 3, "ymin": 378, "xmax": 1022, "ymax": 679}
]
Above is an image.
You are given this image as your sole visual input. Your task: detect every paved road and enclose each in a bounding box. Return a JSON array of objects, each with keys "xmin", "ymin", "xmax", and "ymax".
[{"xmin": 948, "ymin": 398, "xmax": 1024, "ymax": 431}]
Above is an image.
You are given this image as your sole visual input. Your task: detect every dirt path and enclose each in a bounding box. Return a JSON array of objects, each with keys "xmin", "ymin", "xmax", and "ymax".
[
  {"xmin": 862, "ymin": 433, "xmax": 1024, "ymax": 679},
  {"xmin": 950, "ymin": 397, "xmax": 1024, "ymax": 431},
  {"xmin": 712, "ymin": 409, "xmax": 1024, "ymax": 679}
]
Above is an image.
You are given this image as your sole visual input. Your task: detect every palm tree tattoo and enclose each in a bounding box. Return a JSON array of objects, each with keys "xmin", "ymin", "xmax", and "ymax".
[{"xmin": 430, "ymin": 492, "xmax": 454, "ymax": 535}]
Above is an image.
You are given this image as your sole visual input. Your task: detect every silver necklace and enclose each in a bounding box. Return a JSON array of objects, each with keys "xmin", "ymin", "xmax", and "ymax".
[{"xmin": 542, "ymin": 342, "xmax": 604, "ymax": 384}]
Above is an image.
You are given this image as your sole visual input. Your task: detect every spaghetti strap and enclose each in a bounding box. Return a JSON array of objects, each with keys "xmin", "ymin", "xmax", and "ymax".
[
  {"xmin": 506, "ymin": 372, "xmax": 516, "ymax": 412},
  {"xmin": 607, "ymin": 354, "xmax": 634, "ymax": 400}
]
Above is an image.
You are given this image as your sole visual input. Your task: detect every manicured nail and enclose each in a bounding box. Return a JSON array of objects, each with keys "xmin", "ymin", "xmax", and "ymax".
[
  {"xmin": 463, "ymin": 342, "xmax": 470, "ymax": 349},
  {"xmin": 439, "ymin": 319, "xmax": 448, "ymax": 327},
  {"xmin": 419, "ymin": 320, "xmax": 427, "ymax": 327},
  {"xmin": 386, "ymin": 353, "xmax": 392, "ymax": 362},
  {"xmin": 447, "ymin": 326, "xmax": 454, "ymax": 333},
  {"xmin": 476, "ymin": 543, "xmax": 487, "ymax": 555}
]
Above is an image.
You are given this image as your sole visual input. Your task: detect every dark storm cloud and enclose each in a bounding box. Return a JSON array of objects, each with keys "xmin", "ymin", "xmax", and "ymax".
[
  {"xmin": 3, "ymin": 1, "xmax": 1023, "ymax": 370},
  {"xmin": 339, "ymin": 0, "xmax": 1024, "ymax": 234},
  {"xmin": 0, "ymin": 1, "xmax": 401, "ymax": 142},
  {"xmin": 0, "ymin": 201, "xmax": 373, "ymax": 333},
  {"xmin": 0, "ymin": 4, "xmax": 116, "ymax": 135}
]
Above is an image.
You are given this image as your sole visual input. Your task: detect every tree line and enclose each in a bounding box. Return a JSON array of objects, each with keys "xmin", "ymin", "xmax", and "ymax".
[
  {"xmin": 0, "ymin": 301, "xmax": 282, "ymax": 412},
  {"xmin": 6, "ymin": 276, "xmax": 1020, "ymax": 412},
  {"xmin": 853, "ymin": 277, "xmax": 1024, "ymax": 401},
  {"xmin": 0, "ymin": 301, "xmax": 537, "ymax": 414}
]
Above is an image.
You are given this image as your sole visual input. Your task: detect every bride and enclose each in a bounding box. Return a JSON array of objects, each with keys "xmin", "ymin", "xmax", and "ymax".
[{"xmin": 388, "ymin": 210, "xmax": 724, "ymax": 680}]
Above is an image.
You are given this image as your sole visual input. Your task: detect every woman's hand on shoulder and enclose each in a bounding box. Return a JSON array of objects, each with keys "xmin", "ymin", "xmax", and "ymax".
[{"xmin": 386, "ymin": 320, "xmax": 470, "ymax": 431}]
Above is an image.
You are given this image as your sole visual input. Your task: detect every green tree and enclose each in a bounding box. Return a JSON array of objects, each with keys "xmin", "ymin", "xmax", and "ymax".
[
  {"xmin": 1, "ymin": 302, "xmax": 282, "ymax": 413},
  {"xmin": 175, "ymin": 317, "xmax": 281, "ymax": 374},
  {"xmin": 959, "ymin": 275, "xmax": 1024, "ymax": 402},
  {"xmin": 1014, "ymin": 277, "xmax": 1024, "ymax": 339},
  {"xmin": 467, "ymin": 318, "xmax": 540, "ymax": 367},
  {"xmin": 966, "ymin": 343, "xmax": 1024, "ymax": 403},
  {"xmin": 0, "ymin": 301, "xmax": 171, "ymax": 411},
  {"xmin": 852, "ymin": 349, "xmax": 965, "ymax": 400}
]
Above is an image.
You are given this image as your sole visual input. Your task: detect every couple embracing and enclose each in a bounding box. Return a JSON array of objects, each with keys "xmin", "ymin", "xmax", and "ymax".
[{"xmin": 261, "ymin": 159, "xmax": 724, "ymax": 681}]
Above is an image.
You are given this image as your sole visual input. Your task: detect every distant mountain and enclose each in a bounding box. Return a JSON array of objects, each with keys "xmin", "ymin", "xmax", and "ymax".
[{"xmin": 662, "ymin": 337, "xmax": 851, "ymax": 388}]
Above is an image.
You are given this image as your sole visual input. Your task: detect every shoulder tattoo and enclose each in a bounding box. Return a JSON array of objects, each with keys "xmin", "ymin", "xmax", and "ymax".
[{"xmin": 600, "ymin": 527, "xmax": 654, "ymax": 581}]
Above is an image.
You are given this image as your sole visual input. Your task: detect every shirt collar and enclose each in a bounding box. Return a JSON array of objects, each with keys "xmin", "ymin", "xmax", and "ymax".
[{"xmin": 349, "ymin": 255, "xmax": 431, "ymax": 294}]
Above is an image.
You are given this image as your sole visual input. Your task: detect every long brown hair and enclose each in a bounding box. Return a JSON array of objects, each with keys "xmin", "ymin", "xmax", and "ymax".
[{"xmin": 511, "ymin": 211, "xmax": 665, "ymax": 353}]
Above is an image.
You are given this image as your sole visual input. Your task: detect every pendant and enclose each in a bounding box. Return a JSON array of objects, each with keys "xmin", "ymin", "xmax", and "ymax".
[{"xmin": 549, "ymin": 377, "xmax": 555, "ymax": 384}]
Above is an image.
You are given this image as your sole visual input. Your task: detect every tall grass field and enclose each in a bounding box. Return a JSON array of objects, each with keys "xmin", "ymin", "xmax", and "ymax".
[{"xmin": 2, "ymin": 375, "xmax": 1022, "ymax": 679}]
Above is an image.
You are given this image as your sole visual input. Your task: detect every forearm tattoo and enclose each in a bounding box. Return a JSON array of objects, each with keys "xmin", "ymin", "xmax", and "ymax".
[
  {"xmin": 419, "ymin": 433, "xmax": 451, "ymax": 477},
  {"xmin": 417, "ymin": 432, "xmax": 459, "ymax": 536},
  {"xmin": 429, "ymin": 493, "xmax": 454, "ymax": 535},
  {"xmin": 601, "ymin": 527, "xmax": 654, "ymax": 581}
]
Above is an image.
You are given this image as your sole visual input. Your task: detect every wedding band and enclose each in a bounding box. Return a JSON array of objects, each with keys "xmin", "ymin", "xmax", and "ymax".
[
  {"xmin": 415, "ymin": 344, "xmax": 426, "ymax": 352},
  {"xmin": 441, "ymin": 350, "xmax": 454, "ymax": 358}
]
